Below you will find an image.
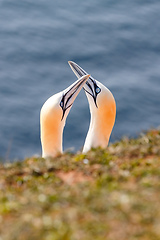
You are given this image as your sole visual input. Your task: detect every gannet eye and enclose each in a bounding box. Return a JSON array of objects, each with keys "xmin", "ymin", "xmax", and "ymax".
[
  {"xmin": 60, "ymin": 101, "xmax": 64, "ymax": 108},
  {"xmin": 96, "ymin": 87, "xmax": 101, "ymax": 94}
]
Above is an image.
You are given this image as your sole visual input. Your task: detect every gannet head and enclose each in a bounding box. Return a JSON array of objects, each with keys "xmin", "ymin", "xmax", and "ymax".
[
  {"xmin": 40, "ymin": 74, "xmax": 90, "ymax": 158},
  {"xmin": 68, "ymin": 61, "xmax": 116, "ymax": 152}
]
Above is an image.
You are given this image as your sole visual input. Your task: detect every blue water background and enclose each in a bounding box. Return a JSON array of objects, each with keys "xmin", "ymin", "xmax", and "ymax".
[{"xmin": 0, "ymin": 0, "xmax": 160, "ymax": 160}]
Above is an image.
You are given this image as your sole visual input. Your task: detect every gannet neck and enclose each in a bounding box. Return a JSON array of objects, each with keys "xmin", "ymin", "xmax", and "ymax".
[
  {"xmin": 41, "ymin": 118, "xmax": 64, "ymax": 158},
  {"xmin": 40, "ymin": 75, "xmax": 90, "ymax": 158},
  {"xmin": 83, "ymin": 83, "xmax": 116, "ymax": 153},
  {"xmin": 40, "ymin": 93, "xmax": 64, "ymax": 158},
  {"xmin": 68, "ymin": 61, "xmax": 116, "ymax": 153}
]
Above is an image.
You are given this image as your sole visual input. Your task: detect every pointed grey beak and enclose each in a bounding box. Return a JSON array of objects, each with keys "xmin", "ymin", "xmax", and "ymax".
[
  {"xmin": 68, "ymin": 61, "xmax": 101, "ymax": 107},
  {"xmin": 60, "ymin": 74, "xmax": 90, "ymax": 120}
]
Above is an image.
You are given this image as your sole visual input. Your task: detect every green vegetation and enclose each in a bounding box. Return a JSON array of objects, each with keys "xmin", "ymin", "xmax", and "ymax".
[{"xmin": 0, "ymin": 129, "xmax": 160, "ymax": 240}]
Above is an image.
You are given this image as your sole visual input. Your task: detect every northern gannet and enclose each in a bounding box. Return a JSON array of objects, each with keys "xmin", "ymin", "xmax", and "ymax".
[
  {"xmin": 68, "ymin": 61, "xmax": 116, "ymax": 153},
  {"xmin": 40, "ymin": 74, "xmax": 90, "ymax": 158}
]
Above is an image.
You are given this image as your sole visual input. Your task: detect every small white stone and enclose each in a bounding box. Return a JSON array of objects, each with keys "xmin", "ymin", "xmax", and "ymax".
[
  {"xmin": 38, "ymin": 194, "xmax": 47, "ymax": 203},
  {"xmin": 119, "ymin": 170, "xmax": 130, "ymax": 177},
  {"xmin": 119, "ymin": 194, "xmax": 130, "ymax": 204},
  {"xmin": 83, "ymin": 159, "xmax": 89, "ymax": 164}
]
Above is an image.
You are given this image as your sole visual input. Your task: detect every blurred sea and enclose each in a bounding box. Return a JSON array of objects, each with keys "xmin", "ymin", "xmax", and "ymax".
[{"xmin": 0, "ymin": 0, "xmax": 160, "ymax": 160}]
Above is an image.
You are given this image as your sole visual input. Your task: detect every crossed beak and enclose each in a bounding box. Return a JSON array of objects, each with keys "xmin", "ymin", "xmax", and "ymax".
[{"xmin": 68, "ymin": 61, "xmax": 101, "ymax": 107}]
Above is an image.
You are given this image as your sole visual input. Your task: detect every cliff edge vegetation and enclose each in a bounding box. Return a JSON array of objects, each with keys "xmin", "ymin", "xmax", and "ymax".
[{"xmin": 0, "ymin": 129, "xmax": 160, "ymax": 240}]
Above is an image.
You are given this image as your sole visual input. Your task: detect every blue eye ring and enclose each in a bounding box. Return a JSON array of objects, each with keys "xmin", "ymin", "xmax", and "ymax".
[
  {"xmin": 96, "ymin": 87, "xmax": 101, "ymax": 94},
  {"xmin": 60, "ymin": 101, "xmax": 63, "ymax": 108}
]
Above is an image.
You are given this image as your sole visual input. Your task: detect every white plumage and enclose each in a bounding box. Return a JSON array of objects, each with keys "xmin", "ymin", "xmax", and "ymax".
[{"xmin": 68, "ymin": 61, "xmax": 116, "ymax": 153}]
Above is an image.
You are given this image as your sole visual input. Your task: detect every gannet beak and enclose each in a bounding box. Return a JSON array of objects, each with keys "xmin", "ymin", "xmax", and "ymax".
[
  {"xmin": 61, "ymin": 74, "xmax": 90, "ymax": 120},
  {"xmin": 68, "ymin": 61, "xmax": 101, "ymax": 108}
]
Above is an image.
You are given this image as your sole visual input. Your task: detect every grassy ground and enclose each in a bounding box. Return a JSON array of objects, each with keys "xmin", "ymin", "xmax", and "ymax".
[{"xmin": 0, "ymin": 129, "xmax": 160, "ymax": 240}]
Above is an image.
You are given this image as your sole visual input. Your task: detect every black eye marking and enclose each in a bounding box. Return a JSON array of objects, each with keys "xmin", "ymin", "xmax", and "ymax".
[
  {"xmin": 93, "ymin": 82, "xmax": 101, "ymax": 97},
  {"xmin": 93, "ymin": 82, "xmax": 100, "ymax": 92},
  {"xmin": 60, "ymin": 96, "xmax": 65, "ymax": 121},
  {"xmin": 92, "ymin": 80, "xmax": 101, "ymax": 108},
  {"xmin": 60, "ymin": 95, "xmax": 65, "ymax": 110},
  {"xmin": 60, "ymin": 101, "xmax": 63, "ymax": 108},
  {"xmin": 95, "ymin": 86, "xmax": 101, "ymax": 94}
]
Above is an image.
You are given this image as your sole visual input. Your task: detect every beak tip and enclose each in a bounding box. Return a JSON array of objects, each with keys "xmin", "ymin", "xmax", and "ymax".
[
  {"xmin": 68, "ymin": 60, "xmax": 73, "ymax": 65},
  {"xmin": 85, "ymin": 74, "xmax": 90, "ymax": 80}
]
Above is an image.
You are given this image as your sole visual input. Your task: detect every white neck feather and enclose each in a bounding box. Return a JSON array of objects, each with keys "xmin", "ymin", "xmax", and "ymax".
[
  {"xmin": 83, "ymin": 88, "xmax": 116, "ymax": 153},
  {"xmin": 83, "ymin": 110, "xmax": 110, "ymax": 153}
]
